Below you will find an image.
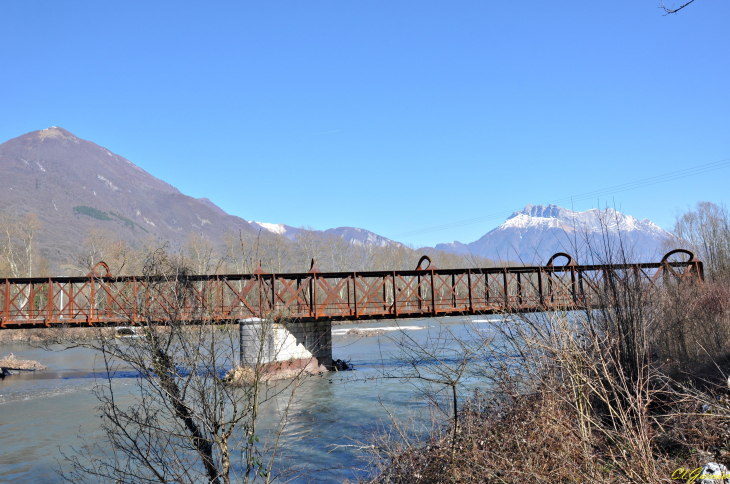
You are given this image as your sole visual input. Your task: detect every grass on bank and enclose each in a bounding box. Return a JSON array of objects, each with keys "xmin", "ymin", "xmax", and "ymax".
[{"xmin": 358, "ymin": 278, "xmax": 730, "ymax": 484}]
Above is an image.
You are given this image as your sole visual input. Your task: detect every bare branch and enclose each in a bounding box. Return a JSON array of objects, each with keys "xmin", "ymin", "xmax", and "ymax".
[{"xmin": 660, "ymin": 0, "xmax": 696, "ymax": 15}]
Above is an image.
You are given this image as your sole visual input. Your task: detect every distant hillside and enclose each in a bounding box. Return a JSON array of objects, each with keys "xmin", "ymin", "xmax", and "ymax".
[
  {"xmin": 0, "ymin": 128, "xmax": 673, "ymax": 274},
  {"xmin": 0, "ymin": 127, "xmax": 256, "ymax": 273},
  {"xmin": 435, "ymin": 204, "xmax": 670, "ymax": 264},
  {"xmin": 248, "ymin": 221, "xmax": 403, "ymax": 248}
]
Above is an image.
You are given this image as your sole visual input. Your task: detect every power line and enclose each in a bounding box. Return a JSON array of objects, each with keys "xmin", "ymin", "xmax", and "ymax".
[{"xmin": 391, "ymin": 158, "xmax": 730, "ymax": 239}]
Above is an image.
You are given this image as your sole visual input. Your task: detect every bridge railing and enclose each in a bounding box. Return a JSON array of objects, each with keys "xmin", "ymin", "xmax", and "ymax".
[{"xmin": 0, "ymin": 250, "xmax": 704, "ymax": 329}]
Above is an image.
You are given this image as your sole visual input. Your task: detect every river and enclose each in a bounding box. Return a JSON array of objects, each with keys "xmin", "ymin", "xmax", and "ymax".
[{"xmin": 0, "ymin": 316, "xmax": 498, "ymax": 483}]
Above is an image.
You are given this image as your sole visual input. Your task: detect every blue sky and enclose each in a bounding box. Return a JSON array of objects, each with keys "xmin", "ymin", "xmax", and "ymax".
[{"xmin": 1, "ymin": 1, "xmax": 728, "ymax": 247}]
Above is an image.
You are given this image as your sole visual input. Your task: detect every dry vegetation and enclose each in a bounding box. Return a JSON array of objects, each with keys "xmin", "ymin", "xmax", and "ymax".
[
  {"xmin": 359, "ymin": 202, "xmax": 730, "ymax": 484},
  {"xmin": 59, "ymin": 248, "xmax": 318, "ymax": 484},
  {"xmin": 0, "ymin": 327, "xmax": 110, "ymax": 344},
  {"xmin": 0, "ymin": 212, "xmax": 46, "ymax": 277},
  {"xmin": 0, "ymin": 218, "xmax": 503, "ymax": 280},
  {"xmin": 0, "ymin": 352, "xmax": 47, "ymax": 371},
  {"xmin": 3, "ymin": 202, "xmax": 730, "ymax": 483}
]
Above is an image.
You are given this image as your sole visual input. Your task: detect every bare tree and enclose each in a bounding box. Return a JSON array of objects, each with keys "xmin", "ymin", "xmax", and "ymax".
[
  {"xmin": 220, "ymin": 225, "xmax": 501, "ymax": 276},
  {"xmin": 186, "ymin": 232, "xmax": 218, "ymax": 275},
  {"xmin": 223, "ymin": 230, "xmax": 260, "ymax": 275},
  {"xmin": 360, "ymin": 211, "xmax": 724, "ymax": 483},
  {"xmin": 670, "ymin": 201, "xmax": 730, "ymax": 281},
  {"xmin": 380, "ymin": 321, "xmax": 492, "ymax": 463},
  {"xmin": 78, "ymin": 227, "xmax": 134, "ymax": 276},
  {"xmin": 0, "ymin": 212, "xmax": 42, "ymax": 277},
  {"xmin": 323, "ymin": 233, "xmax": 356, "ymax": 272},
  {"xmin": 259, "ymin": 231, "xmax": 292, "ymax": 273},
  {"xmin": 60, "ymin": 246, "xmax": 310, "ymax": 484},
  {"xmin": 293, "ymin": 227, "xmax": 326, "ymax": 271}
]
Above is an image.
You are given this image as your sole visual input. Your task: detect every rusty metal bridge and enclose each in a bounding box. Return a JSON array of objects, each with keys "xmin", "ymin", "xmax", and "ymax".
[{"xmin": 0, "ymin": 250, "xmax": 703, "ymax": 330}]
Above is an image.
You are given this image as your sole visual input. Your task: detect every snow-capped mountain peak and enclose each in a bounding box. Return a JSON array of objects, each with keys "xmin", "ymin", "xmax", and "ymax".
[
  {"xmin": 247, "ymin": 220, "xmax": 402, "ymax": 248},
  {"xmin": 502, "ymin": 204, "xmax": 664, "ymax": 236},
  {"xmin": 249, "ymin": 221, "xmax": 288, "ymax": 235},
  {"xmin": 435, "ymin": 204, "xmax": 670, "ymax": 263}
]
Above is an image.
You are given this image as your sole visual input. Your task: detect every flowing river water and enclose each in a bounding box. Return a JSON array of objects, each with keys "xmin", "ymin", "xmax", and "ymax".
[{"xmin": 0, "ymin": 317, "xmax": 498, "ymax": 483}]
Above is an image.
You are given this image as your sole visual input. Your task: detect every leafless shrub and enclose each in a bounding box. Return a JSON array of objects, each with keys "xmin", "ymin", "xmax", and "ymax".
[
  {"xmin": 381, "ymin": 321, "xmax": 493, "ymax": 462},
  {"xmin": 0, "ymin": 212, "xmax": 44, "ymax": 277},
  {"xmin": 362, "ymin": 308, "xmax": 729, "ymax": 483},
  {"xmin": 670, "ymin": 201, "xmax": 730, "ymax": 282},
  {"xmin": 359, "ymin": 207, "xmax": 730, "ymax": 483},
  {"xmin": 650, "ymin": 279, "xmax": 730, "ymax": 377},
  {"xmin": 0, "ymin": 352, "xmax": 47, "ymax": 370},
  {"xmin": 58, "ymin": 246, "xmax": 313, "ymax": 484}
]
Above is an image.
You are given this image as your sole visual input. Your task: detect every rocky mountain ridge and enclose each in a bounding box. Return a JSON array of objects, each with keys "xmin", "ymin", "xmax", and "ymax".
[
  {"xmin": 248, "ymin": 221, "xmax": 403, "ymax": 248},
  {"xmin": 0, "ymin": 127, "xmax": 257, "ymax": 272},
  {"xmin": 0, "ymin": 128, "xmax": 672, "ymax": 272},
  {"xmin": 435, "ymin": 204, "xmax": 670, "ymax": 264},
  {"xmin": 0, "ymin": 127, "xmax": 403, "ymax": 273}
]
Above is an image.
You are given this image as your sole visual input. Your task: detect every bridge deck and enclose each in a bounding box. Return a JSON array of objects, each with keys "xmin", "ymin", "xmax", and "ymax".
[{"xmin": 0, "ymin": 252, "xmax": 703, "ymax": 329}]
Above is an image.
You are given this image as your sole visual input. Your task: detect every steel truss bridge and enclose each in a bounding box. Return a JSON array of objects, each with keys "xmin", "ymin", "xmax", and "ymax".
[{"xmin": 0, "ymin": 250, "xmax": 703, "ymax": 330}]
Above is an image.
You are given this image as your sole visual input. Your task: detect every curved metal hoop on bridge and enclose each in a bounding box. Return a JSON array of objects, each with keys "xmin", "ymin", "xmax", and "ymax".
[
  {"xmin": 660, "ymin": 248, "xmax": 697, "ymax": 264},
  {"xmin": 88, "ymin": 261, "xmax": 112, "ymax": 278},
  {"xmin": 648, "ymin": 249, "xmax": 703, "ymax": 286},
  {"xmin": 416, "ymin": 255, "xmax": 437, "ymax": 271},
  {"xmin": 546, "ymin": 252, "xmax": 577, "ymax": 267},
  {"xmin": 1, "ymin": 253, "xmax": 706, "ymax": 330}
]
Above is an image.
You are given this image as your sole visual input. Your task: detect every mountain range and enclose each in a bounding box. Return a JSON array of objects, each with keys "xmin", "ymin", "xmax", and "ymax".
[
  {"xmin": 434, "ymin": 204, "xmax": 670, "ymax": 264},
  {"xmin": 248, "ymin": 221, "xmax": 402, "ymax": 248},
  {"xmin": 0, "ymin": 127, "xmax": 671, "ymax": 272},
  {"xmin": 0, "ymin": 127, "xmax": 257, "ymax": 272},
  {"xmin": 0, "ymin": 127, "xmax": 404, "ymax": 272}
]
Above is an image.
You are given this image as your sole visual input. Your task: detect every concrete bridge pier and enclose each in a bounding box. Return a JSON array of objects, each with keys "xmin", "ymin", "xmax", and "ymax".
[{"xmin": 239, "ymin": 318, "xmax": 332, "ymax": 376}]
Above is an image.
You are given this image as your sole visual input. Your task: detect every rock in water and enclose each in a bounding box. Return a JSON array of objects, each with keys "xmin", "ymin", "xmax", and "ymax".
[{"xmin": 0, "ymin": 353, "xmax": 47, "ymax": 372}]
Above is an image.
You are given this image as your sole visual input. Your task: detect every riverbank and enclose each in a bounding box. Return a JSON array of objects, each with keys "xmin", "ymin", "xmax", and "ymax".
[
  {"xmin": 0, "ymin": 327, "xmax": 105, "ymax": 345},
  {"xmin": 361, "ymin": 281, "xmax": 730, "ymax": 483},
  {"xmin": 0, "ymin": 318, "xmax": 447, "ymax": 483},
  {"xmin": 363, "ymin": 382, "xmax": 730, "ymax": 483}
]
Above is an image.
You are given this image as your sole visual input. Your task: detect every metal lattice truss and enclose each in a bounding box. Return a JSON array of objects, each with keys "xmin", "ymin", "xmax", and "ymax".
[{"xmin": 0, "ymin": 250, "xmax": 704, "ymax": 329}]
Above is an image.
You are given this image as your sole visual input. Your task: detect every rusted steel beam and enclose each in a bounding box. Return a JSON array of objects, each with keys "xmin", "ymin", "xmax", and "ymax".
[
  {"xmin": 467, "ymin": 270, "xmax": 474, "ymax": 314},
  {"xmin": 0, "ymin": 251, "xmax": 704, "ymax": 329},
  {"xmin": 3, "ymin": 279, "xmax": 8, "ymax": 328}
]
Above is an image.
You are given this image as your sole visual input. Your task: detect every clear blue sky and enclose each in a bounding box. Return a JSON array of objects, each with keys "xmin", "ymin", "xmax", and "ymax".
[{"xmin": 2, "ymin": 1, "xmax": 728, "ymax": 247}]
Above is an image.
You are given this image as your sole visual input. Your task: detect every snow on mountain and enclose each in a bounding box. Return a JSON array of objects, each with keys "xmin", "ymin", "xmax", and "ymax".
[
  {"xmin": 435, "ymin": 204, "xmax": 670, "ymax": 264},
  {"xmin": 248, "ymin": 221, "xmax": 301, "ymax": 240},
  {"xmin": 249, "ymin": 221, "xmax": 291, "ymax": 236},
  {"xmin": 248, "ymin": 221, "xmax": 402, "ymax": 248}
]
